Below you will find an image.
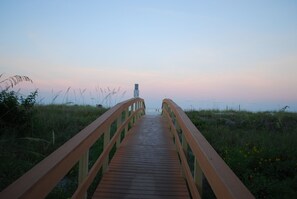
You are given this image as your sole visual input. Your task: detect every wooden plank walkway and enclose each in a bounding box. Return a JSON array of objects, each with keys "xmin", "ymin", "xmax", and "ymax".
[{"xmin": 93, "ymin": 115, "xmax": 190, "ymax": 199}]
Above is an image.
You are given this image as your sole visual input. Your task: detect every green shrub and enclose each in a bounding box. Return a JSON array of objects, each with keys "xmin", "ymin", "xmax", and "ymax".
[
  {"xmin": 0, "ymin": 90, "xmax": 38, "ymax": 136},
  {"xmin": 0, "ymin": 74, "xmax": 36, "ymax": 136}
]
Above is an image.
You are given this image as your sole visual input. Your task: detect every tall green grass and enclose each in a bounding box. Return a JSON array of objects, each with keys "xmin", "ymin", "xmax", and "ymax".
[
  {"xmin": 0, "ymin": 74, "xmax": 119, "ymax": 197},
  {"xmin": 0, "ymin": 105, "xmax": 107, "ymax": 193},
  {"xmin": 186, "ymin": 110, "xmax": 297, "ymax": 199}
]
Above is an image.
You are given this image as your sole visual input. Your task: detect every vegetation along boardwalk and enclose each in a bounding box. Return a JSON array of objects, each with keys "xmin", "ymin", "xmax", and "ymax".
[
  {"xmin": 93, "ymin": 115, "xmax": 190, "ymax": 199},
  {"xmin": 0, "ymin": 98, "xmax": 254, "ymax": 199}
]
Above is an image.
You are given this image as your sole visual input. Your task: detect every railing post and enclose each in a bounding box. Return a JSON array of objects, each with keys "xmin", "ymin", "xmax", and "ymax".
[
  {"xmin": 194, "ymin": 157, "xmax": 203, "ymax": 197},
  {"xmin": 78, "ymin": 150, "xmax": 89, "ymax": 199},
  {"xmin": 103, "ymin": 127, "xmax": 111, "ymax": 173}
]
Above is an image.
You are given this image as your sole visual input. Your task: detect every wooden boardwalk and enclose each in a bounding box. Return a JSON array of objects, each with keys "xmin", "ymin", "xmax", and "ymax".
[{"xmin": 93, "ymin": 115, "xmax": 190, "ymax": 199}]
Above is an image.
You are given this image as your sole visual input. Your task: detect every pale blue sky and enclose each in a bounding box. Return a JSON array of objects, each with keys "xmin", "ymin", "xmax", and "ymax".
[{"xmin": 1, "ymin": 1, "xmax": 297, "ymax": 111}]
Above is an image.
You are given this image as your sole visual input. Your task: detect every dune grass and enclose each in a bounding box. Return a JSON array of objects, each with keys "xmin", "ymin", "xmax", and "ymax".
[
  {"xmin": 0, "ymin": 104, "xmax": 107, "ymax": 195},
  {"xmin": 186, "ymin": 110, "xmax": 297, "ymax": 199},
  {"xmin": 2, "ymin": 103, "xmax": 296, "ymax": 198}
]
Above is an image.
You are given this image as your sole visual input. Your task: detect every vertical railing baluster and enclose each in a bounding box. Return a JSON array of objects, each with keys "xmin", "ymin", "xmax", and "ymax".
[
  {"xmin": 134, "ymin": 103, "xmax": 136, "ymax": 124},
  {"xmin": 173, "ymin": 116, "xmax": 179, "ymax": 152},
  {"xmin": 138, "ymin": 101, "xmax": 142, "ymax": 118},
  {"xmin": 181, "ymin": 133, "xmax": 187, "ymax": 154},
  {"xmin": 129, "ymin": 105, "xmax": 132, "ymax": 125},
  {"xmin": 162, "ymin": 104, "xmax": 171, "ymax": 130},
  {"xmin": 194, "ymin": 157, "xmax": 203, "ymax": 197},
  {"xmin": 138, "ymin": 101, "xmax": 141, "ymax": 118},
  {"xmin": 132, "ymin": 103, "xmax": 135, "ymax": 124},
  {"xmin": 135, "ymin": 102, "xmax": 138, "ymax": 120},
  {"xmin": 175, "ymin": 119, "xmax": 180, "ymax": 139},
  {"xmin": 142, "ymin": 101, "xmax": 145, "ymax": 116},
  {"xmin": 103, "ymin": 126, "xmax": 111, "ymax": 173},
  {"xmin": 125, "ymin": 107, "xmax": 129, "ymax": 135},
  {"xmin": 116, "ymin": 115, "xmax": 122, "ymax": 148},
  {"xmin": 78, "ymin": 150, "xmax": 89, "ymax": 199}
]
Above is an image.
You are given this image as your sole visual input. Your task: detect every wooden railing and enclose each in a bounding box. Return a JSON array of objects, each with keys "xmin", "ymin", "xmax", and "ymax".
[
  {"xmin": 0, "ymin": 98, "xmax": 145, "ymax": 199},
  {"xmin": 162, "ymin": 99, "xmax": 255, "ymax": 199}
]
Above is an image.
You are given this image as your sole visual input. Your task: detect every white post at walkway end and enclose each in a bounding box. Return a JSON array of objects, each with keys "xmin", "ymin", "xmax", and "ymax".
[{"xmin": 134, "ymin": 84, "xmax": 139, "ymax": 98}]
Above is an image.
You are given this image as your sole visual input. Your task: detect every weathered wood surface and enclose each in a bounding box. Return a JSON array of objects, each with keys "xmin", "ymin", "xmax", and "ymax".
[{"xmin": 93, "ymin": 115, "xmax": 190, "ymax": 199}]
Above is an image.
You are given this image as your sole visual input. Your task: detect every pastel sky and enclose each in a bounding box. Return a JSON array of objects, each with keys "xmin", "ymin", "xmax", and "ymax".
[{"xmin": 1, "ymin": 1, "xmax": 297, "ymax": 111}]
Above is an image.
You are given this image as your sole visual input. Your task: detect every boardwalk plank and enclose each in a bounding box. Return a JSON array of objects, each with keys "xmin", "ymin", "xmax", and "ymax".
[{"xmin": 92, "ymin": 115, "xmax": 190, "ymax": 199}]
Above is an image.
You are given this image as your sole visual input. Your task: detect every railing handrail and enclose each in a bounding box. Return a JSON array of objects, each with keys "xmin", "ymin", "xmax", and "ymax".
[
  {"xmin": 162, "ymin": 99, "xmax": 254, "ymax": 199},
  {"xmin": 0, "ymin": 98, "xmax": 145, "ymax": 199}
]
